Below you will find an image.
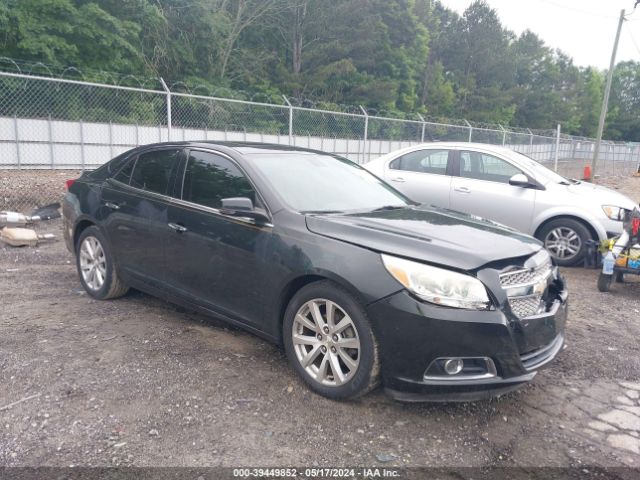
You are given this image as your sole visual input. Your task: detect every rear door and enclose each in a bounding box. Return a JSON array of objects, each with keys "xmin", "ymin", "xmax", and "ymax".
[
  {"xmin": 101, "ymin": 147, "xmax": 183, "ymax": 285},
  {"xmin": 449, "ymin": 150, "xmax": 536, "ymax": 232},
  {"xmin": 164, "ymin": 149, "xmax": 273, "ymax": 326},
  {"xmin": 385, "ymin": 149, "xmax": 454, "ymax": 208}
]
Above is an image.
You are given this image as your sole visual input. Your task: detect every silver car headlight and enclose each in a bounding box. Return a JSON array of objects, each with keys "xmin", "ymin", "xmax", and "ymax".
[
  {"xmin": 381, "ymin": 254, "xmax": 491, "ymax": 310},
  {"xmin": 602, "ymin": 205, "xmax": 626, "ymax": 221}
]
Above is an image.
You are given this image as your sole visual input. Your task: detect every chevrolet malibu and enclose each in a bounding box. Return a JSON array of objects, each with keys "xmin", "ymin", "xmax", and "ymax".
[
  {"xmin": 63, "ymin": 142, "xmax": 568, "ymax": 401},
  {"xmin": 364, "ymin": 142, "xmax": 637, "ymax": 266}
]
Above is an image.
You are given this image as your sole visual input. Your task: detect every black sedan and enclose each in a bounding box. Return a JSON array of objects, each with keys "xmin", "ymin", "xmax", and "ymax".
[{"xmin": 63, "ymin": 142, "xmax": 568, "ymax": 401}]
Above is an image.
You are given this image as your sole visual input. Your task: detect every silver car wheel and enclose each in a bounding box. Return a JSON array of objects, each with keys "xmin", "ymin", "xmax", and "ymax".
[
  {"xmin": 544, "ymin": 227, "xmax": 582, "ymax": 260},
  {"xmin": 292, "ymin": 298, "xmax": 360, "ymax": 387},
  {"xmin": 79, "ymin": 236, "xmax": 107, "ymax": 291}
]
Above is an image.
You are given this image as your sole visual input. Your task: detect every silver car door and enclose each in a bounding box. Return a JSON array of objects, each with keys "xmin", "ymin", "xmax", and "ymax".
[
  {"xmin": 385, "ymin": 149, "xmax": 453, "ymax": 208},
  {"xmin": 450, "ymin": 150, "xmax": 536, "ymax": 232}
]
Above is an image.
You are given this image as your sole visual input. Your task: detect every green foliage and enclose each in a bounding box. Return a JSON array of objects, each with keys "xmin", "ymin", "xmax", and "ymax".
[{"xmin": 0, "ymin": 0, "xmax": 638, "ymax": 140}]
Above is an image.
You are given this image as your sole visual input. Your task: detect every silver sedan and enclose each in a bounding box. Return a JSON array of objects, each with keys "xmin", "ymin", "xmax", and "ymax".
[{"xmin": 364, "ymin": 142, "xmax": 637, "ymax": 265}]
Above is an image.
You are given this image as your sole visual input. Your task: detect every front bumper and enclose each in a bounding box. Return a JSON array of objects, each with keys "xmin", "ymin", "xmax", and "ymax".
[{"xmin": 367, "ymin": 277, "xmax": 568, "ymax": 402}]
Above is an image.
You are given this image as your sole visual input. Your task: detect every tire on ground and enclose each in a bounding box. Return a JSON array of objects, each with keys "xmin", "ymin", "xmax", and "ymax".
[
  {"xmin": 536, "ymin": 218, "xmax": 593, "ymax": 267},
  {"xmin": 283, "ymin": 280, "xmax": 380, "ymax": 400},
  {"xmin": 75, "ymin": 225, "xmax": 129, "ymax": 300}
]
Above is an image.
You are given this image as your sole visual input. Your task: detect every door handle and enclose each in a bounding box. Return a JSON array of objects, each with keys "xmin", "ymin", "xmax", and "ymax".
[
  {"xmin": 104, "ymin": 201, "xmax": 121, "ymax": 210},
  {"xmin": 391, "ymin": 177, "xmax": 406, "ymax": 183},
  {"xmin": 168, "ymin": 222, "xmax": 188, "ymax": 233},
  {"xmin": 454, "ymin": 186, "xmax": 471, "ymax": 193}
]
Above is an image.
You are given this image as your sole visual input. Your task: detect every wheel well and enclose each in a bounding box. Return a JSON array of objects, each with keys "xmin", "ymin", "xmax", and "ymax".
[
  {"xmin": 73, "ymin": 220, "xmax": 95, "ymax": 249},
  {"xmin": 276, "ymin": 274, "xmax": 327, "ymax": 344},
  {"xmin": 534, "ymin": 215, "xmax": 598, "ymax": 242}
]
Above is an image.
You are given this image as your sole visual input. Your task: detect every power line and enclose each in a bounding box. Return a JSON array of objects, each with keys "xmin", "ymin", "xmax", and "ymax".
[{"xmin": 627, "ymin": 28, "xmax": 640, "ymax": 56}]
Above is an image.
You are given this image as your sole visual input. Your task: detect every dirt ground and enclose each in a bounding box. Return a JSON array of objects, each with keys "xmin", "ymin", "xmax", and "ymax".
[{"xmin": 1, "ymin": 173, "xmax": 640, "ymax": 470}]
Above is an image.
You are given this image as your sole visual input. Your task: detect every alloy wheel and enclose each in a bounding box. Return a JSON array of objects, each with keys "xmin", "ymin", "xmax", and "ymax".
[
  {"xmin": 79, "ymin": 236, "xmax": 107, "ymax": 291},
  {"xmin": 544, "ymin": 227, "xmax": 582, "ymax": 261},
  {"xmin": 292, "ymin": 298, "xmax": 360, "ymax": 387}
]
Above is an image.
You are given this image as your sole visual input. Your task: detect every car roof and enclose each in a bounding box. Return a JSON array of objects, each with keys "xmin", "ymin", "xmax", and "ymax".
[
  {"xmin": 133, "ymin": 141, "xmax": 337, "ymax": 157},
  {"xmin": 365, "ymin": 142, "xmax": 521, "ymax": 165}
]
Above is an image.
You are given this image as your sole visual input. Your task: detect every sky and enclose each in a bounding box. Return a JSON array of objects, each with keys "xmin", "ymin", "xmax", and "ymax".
[{"xmin": 437, "ymin": 0, "xmax": 640, "ymax": 69}]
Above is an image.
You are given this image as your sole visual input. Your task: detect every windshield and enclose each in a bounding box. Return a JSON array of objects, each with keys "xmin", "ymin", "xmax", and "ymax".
[
  {"xmin": 247, "ymin": 153, "xmax": 411, "ymax": 213},
  {"xmin": 511, "ymin": 151, "xmax": 574, "ymax": 185}
]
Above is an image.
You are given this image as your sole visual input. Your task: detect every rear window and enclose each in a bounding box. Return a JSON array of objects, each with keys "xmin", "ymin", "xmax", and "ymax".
[{"xmin": 129, "ymin": 149, "xmax": 181, "ymax": 195}]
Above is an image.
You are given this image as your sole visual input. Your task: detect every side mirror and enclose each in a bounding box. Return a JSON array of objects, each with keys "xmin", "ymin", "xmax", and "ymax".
[
  {"xmin": 509, "ymin": 173, "xmax": 530, "ymax": 187},
  {"xmin": 220, "ymin": 197, "xmax": 269, "ymax": 222}
]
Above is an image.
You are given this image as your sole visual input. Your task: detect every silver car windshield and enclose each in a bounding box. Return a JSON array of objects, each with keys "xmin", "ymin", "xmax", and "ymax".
[
  {"xmin": 512, "ymin": 152, "xmax": 573, "ymax": 185},
  {"xmin": 247, "ymin": 153, "xmax": 411, "ymax": 213}
]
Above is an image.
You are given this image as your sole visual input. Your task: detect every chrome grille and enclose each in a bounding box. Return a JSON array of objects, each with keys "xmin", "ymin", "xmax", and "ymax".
[
  {"xmin": 499, "ymin": 258, "xmax": 553, "ymax": 288},
  {"xmin": 509, "ymin": 295, "xmax": 543, "ymax": 318},
  {"xmin": 500, "ymin": 251, "xmax": 553, "ymax": 319}
]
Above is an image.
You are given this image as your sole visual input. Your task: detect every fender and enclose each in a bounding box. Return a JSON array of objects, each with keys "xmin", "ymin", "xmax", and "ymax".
[{"xmin": 531, "ymin": 206, "xmax": 606, "ymax": 241}]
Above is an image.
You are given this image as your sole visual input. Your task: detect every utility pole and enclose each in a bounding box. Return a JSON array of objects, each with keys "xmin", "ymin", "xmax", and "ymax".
[{"xmin": 592, "ymin": 9, "xmax": 625, "ymax": 181}]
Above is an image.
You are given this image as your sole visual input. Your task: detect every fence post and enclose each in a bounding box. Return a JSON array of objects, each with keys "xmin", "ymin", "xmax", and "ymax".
[
  {"xmin": 464, "ymin": 120, "xmax": 473, "ymax": 142},
  {"xmin": 283, "ymin": 95, "xmax": 293, "ymax": 146},
  {"xmin": 13, "ymin": 115, "xmax": 21, "ymax": 169},
  {"xmin": 109, "ymin": 121, "xmax": 114, "ymax": 159},
  {"xmin": 417, "ymin": 114, "xmax": 426, "ymax": 143},
  {"xmin": 527, "ymin": 128, "xmax": 534, "ymax": 152},
  {"xmin": 48, "ymin": 114, "xmax": 54, "ymax": 168},
  {"xmin": 80, "ymin": 119, "xmax": 85, "ymax": 171},
  {"xmin": 360, "ymin": 105, "xmax": 368, "ymax": 163},
  {"xmin": 554, "ymin": 124, "xmax": 561, "ymax": 173},
  {"xmin": 160, "ymin": 77, "xmax": 172, "ymax": 141},
  {"xmin": 498, "ymin": 124, "xmax": 507, "ymax": 146}
]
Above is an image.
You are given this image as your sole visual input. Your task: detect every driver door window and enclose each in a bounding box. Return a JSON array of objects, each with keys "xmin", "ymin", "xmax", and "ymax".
[
  {"xmin": 181, "ymin": 151, "xmax": 256, "ymax": 209},
  {"xmin": 460, "ymin": 151, "xmax": 522, "ymax": 184}
]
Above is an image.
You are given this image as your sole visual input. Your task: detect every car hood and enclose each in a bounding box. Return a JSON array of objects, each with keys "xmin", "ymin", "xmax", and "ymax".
[
  {"xmin": 565, "ymin": 182, "xmax": 637, "ymax": 210},
  {"xmin": 305, "ymin": 206, "xmax": 543, "ymax": 271}
]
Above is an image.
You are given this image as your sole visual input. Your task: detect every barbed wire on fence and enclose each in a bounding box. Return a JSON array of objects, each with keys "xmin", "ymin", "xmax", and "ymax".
[{"xmin": 0, "ymin": 68, "xmax": 638, "ymax": 179}]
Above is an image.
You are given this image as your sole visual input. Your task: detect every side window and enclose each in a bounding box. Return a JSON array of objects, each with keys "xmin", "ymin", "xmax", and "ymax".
[
  {"xmin": 182, "ymin": 151, "xmax": 255, "ymax": 209},
  {"xmin": 460, "ymin": 151, "xmax": 522, "ymax": 184},
  {"xmin": 113, "ymin": 157, "xmax": 136, "ymax": 184},
  {"xmin": 389, "ymin": 150, "xmax": 450, "ymax": 175},
  {"xmin": 130, "ymin": 149, "xmax": 181, "ymax": 195}
]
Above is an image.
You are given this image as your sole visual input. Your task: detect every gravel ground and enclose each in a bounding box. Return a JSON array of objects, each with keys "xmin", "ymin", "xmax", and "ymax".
[{"xmin": 1, "ymin": 172, "xmax": 640, "ymax": 470}]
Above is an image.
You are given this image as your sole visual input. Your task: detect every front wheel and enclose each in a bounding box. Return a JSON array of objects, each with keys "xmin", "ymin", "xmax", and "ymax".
[
  {"xmin": 283, "ymin": 281, "xmax": 379, "ymax": 400},
  {"xmin": 537, "ymin": 219, "xmax": 593, "ymax": 266}
]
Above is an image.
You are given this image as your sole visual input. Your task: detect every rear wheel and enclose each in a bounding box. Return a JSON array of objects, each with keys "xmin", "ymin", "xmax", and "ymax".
[
  {"xmin": 597, "ymin": 273, "xmax": 613, "ymax": 292},
  {"xmin": 537, "ymin": 219, "xmax": 593, "ymax": 266},
  {"xmin": 76, "ymin": 226, "xmax": 129, "ymax": 300},
  {"xmin": 283, "ymin": 281, "xmax": 379, "ymax": 400}
]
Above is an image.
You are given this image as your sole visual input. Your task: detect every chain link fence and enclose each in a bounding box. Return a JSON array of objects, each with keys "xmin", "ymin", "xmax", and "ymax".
[{"xmin": 1, "ymin": 70, "xmax": 639, "ymax": 212}]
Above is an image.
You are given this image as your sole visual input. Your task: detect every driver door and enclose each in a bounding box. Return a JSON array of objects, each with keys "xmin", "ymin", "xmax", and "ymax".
[
  {"xmin": 449, "ymin": 150, "xmax": 536, "ymax": 232},
  {"xmin": 164, "ymin": 149, "xmax": 272, "ymax": 326}
]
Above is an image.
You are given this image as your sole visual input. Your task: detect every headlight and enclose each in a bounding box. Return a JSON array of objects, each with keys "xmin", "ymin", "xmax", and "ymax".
[
  {"xmin": 602, "ymin": 205, "xmax": 625, "ymax": 221},
  {"xmin": 381, "ymin": 254, "xmax": 491, "ymax": 310}
]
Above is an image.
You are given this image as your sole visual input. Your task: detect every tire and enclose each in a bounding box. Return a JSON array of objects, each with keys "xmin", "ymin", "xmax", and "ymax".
[
  {"xmin": 283, "ymin": 281, "xmax": 380, "ymax": 400},
  {"xmin": 597, "ymin": 273, "xmax": 613, "ymax": 292},
  {"xmin": 537, "ymin": 218, "xmax": 593, "ymax": 267},
  {"xmin": 75, "ymin": 226, "xmax": 129, "ymax": 300}
]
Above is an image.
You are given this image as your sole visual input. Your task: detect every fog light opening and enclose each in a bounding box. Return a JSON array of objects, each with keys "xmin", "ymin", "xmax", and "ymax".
[{"xmin": 443, "ymin": 358, "xmax": 464, "ymax": 375}]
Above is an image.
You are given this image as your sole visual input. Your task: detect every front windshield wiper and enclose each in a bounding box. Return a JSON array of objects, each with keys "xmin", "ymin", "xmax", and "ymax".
[
  {"xmin": 370, "ymin": 205, "xmax": 407, "ymax": 212},
  {"xmin": 559, "ymin": 178, "xmax": 581, "ymax": 185},
  {"xmin": 301, "ymin": 210, "xmax": 344, "ymax": 215}
]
